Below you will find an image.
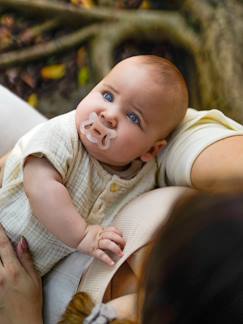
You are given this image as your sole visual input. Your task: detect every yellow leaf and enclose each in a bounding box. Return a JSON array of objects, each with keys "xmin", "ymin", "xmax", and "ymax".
[
  {"xmin": 27, "ymin": 93, "xmax": 38, "ymax": 108},
  {"xmin": 71, "ymin": 0, "xmax": 94, "ymax": 8},
  {"xmin": 141, "ymin": 0, "xmax": 150, "ymax": 9},
  {"xmin": 78, "ymin": 66, "xmax": 90, "ymax": 86},
  {"xmin": 41, "ymin": 64, "xmax": 66, "ymax": 80}
]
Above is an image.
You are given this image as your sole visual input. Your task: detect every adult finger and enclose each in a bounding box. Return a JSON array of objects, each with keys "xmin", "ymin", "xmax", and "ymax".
[
  {"xmin": 16, "ymin": 237, "xmax": 40, "ymax": 282},
  {"xmin": 0, "ymin": 224, "xmax": 20, "ymax": 268}
]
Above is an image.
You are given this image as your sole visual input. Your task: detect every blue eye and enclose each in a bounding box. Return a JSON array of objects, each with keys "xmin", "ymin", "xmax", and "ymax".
[
  {"xmin": 127, "ymin": 112, "xmax": 141, "ymax": 126},
  {"xmin": 103, "ymin": 92, "xmax": 113, "ymax": 102}
]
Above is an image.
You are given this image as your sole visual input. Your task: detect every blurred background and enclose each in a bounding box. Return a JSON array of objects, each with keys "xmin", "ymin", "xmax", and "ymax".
[{"xmin": 0, "ymin": 0, "xmax": 242, "ymax": 121}]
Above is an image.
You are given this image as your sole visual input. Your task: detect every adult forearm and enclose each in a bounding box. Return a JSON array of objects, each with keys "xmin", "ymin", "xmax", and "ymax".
[
  {"xmin": 191, "ymin": 135, "xmax": 243, "ymax": 192},
  {"xmin": 107, "ymin": 293, "xmax": 137, "ymax": 321}
]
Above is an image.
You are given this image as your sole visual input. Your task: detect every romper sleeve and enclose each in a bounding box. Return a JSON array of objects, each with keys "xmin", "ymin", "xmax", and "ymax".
[{"xmin": 18, "ymin": 111, "xmax": 79, "ymax": 181}]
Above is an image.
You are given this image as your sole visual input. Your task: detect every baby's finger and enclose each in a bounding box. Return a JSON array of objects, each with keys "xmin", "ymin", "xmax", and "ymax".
[
  {"xmin": 101, "ymin": 231, "xmax": 126, "ymax": 249},
  {"xmin": 98, "ymin": 238, "xmax": 124, "ymax": 257},
  {"xmin": 93, "ymin": 249, "xmax": 115, "ymax": 266},
  {"xmin": 104, "ymin": 226, "xmax": 123, "ymax": 236}
]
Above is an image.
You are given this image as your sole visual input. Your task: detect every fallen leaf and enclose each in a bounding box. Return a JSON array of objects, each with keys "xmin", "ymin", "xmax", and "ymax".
[
  {"xmin": 19, "ymin": 29, "xmax": 34, "ymax": 44},
  {"xmin": 1, "ymin": 15, "xmax": 15, "ymax": 28},
  {"xmin": 6, "ymin": 68, "xmax": 19, "ymax": 84},
  {"xmin": 0, "ymin": 27, "xmax": 12, "ymax": 50},
  {"xmin": 78, "ymin": 66, "xmax": 90, "ymax": 86},
  {"xmin": 20, "ymin": 71, "xmax": 36, "ymax": 88},
  {"xmin": 27, "ymin": 93, "xmax": 39, "ymax": 108},
  {"xmin": 71, "ymin": 0, "xmax": 94, "ymax": 8},
  {"xmin": 141, "ymin": 0, "xmax": 150, "ymax": 9},
  {"xmin": 41, "ymin": 64, "xmax": 66, "ymax": 80}
]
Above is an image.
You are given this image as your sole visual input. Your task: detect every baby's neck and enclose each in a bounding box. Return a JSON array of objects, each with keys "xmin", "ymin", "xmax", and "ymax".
[
  {"xmin": 100, "ymin": 159, "xmax": 144, "ymax": 180},
  {"xmin": 102, "ymin": 162, "xmax": 131, "ymax": 172}
]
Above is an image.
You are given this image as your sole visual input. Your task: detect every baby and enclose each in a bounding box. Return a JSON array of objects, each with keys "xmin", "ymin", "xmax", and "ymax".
[{"xmin": 0, "ymin": 55, "xmax": 188, "ymax": 275}]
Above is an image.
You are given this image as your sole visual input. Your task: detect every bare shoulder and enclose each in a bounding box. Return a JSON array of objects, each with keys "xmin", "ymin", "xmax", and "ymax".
[{"xmin": 191, "ymin": 135, "xmax": 243, "ymax": 191}]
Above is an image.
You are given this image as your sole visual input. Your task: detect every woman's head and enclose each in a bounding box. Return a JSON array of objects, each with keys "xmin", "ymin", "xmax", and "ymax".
[{"xmin": 143, "ymin": 192, "xmax": 243, "ymax": 324}]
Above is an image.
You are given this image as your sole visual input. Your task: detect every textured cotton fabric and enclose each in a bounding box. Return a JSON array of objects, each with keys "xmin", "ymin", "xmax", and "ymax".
[
  {"xmin": 157, "ymin": 108, "xmax": 243, "ymax": 187},
  {"xmin": 0, "ymin": 110, "xmax": 157, "ymax": 275}
]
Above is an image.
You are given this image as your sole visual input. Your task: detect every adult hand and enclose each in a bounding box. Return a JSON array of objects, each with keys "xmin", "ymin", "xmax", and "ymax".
[{"xmin": 0, "ymin": 224, "xmax": 43, "ymax": 324}]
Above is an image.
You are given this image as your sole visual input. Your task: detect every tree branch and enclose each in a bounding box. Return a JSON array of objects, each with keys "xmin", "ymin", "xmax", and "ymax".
[
  {"xmin": 0, "ymin": 2, "xmax": 200, "ymax": 71},
  {"xmin": 0, "ymin": 24, "xmax": 99, "ymax": 67},
  {"xmin": 91, "ymin": 16, "xmax": 201, "ymax": 79},
  {"xmin": 0, "ymin": 0, "xmax": 112, "ymax": 24},
  {"xmin": 183, "ymin": 0, "xmax": 214, "ymax": 24}
]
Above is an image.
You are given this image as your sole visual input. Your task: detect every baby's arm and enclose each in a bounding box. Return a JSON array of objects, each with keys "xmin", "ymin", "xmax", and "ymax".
[{"xmin": 23, "ymin": 156, "xmax": 125, "ymax": 266}]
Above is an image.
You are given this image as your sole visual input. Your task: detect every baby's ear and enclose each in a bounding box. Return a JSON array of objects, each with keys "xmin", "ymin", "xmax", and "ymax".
[{"xmin": 140, "ymin": 139, "xmax": 167, "ymax": 162}]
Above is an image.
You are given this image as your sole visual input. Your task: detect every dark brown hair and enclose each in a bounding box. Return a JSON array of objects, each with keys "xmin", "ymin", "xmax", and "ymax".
[{"xmin": 143, "ymin": 191, "xmax": 243, "ymax": 324}]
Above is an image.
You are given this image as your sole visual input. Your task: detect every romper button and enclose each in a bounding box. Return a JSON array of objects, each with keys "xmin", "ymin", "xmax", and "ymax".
[{"xmin": 110, "ymin": 183, "xmax": 119, "ymax": 192}]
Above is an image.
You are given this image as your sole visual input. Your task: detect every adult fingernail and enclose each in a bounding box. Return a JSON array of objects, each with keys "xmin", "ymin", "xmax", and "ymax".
[{"xmin": 20, "ymin": 236, "xmax": 28, "ymax": 252}]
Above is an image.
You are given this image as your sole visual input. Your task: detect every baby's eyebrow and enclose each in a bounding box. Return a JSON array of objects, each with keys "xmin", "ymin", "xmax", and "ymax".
[{"xmin": 103, "ymin": 83, "xmax": 119, "ymax": 95}]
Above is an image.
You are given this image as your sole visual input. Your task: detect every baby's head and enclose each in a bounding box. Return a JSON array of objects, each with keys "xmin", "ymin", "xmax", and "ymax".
[{"xmin": 76, "ymin": 55, "xmax": 188, "ymax": 169}]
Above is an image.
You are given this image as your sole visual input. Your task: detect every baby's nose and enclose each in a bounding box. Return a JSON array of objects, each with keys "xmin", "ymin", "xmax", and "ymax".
[{"xmin": 100, "ymin": 112, "xmax": 117, "ymax": 129}]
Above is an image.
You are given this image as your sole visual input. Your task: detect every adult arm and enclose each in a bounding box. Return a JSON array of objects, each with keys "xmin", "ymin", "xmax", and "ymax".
[
  {"xmin": 107, "ymin": 293, "xmax": 137, "ymax": 321},
  {"xmin": 191, "ymin": 135, "xmax": 243, "ymax": 191},
  {"xmin": 105, "ymin": 245, "xmax": 152, "ymax": 320},
  {"xmin": 158, "ymin": 109, "xmax": 243, "ymax": 192},
  {"xmin": 0, "ymin": 224, "xmax": 43, "ymax": 324}
]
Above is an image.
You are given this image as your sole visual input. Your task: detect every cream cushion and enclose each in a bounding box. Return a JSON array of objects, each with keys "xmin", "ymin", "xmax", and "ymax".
[{"xmin": 0, "ymin": 85, "xmax": 46, "ymax": 155}]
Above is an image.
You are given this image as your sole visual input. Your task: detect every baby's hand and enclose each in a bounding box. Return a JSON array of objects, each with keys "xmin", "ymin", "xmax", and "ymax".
[{"xmin": 77, "ymin": 225, "xmax": 125, "ymax": 266}]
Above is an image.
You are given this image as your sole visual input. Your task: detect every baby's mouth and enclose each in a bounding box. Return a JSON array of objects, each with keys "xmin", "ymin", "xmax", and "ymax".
[
  {"xmin": 80, "ymin": 112, "xmax": 117, "ymax": 150},
  {"xmin": 102, "ymin": 134, "xmax": 108, "ymax": 146}
]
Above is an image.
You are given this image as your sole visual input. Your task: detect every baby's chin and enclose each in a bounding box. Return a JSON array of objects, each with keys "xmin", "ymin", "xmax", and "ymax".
[
  {"xmin": 80, "ymin": 137, "xmax": 130, "ymax": 168},
  {"xmin": 79, "ymin": 133, "xmax": 139, "ymax": 169},
  {"xmin": 80, "ymin": 134, "xmax": 111, "ymax": 161}
]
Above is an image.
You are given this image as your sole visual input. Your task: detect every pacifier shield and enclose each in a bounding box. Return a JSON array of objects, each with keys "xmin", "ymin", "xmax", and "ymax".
[{"xmin": 80, "ymin": 112, "xmax": 117, "ymax": 150}]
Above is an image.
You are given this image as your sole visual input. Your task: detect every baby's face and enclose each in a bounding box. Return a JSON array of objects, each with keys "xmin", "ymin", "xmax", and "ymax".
[{"xmin": 76, "ymin": 59, "xmax": 168, "ymax": 168}]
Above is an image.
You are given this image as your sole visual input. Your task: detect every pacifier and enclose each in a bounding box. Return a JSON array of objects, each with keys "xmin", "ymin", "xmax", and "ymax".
[{"xmin": 80, "ymin": 112, "xmax": 117, "ymax": 150}]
